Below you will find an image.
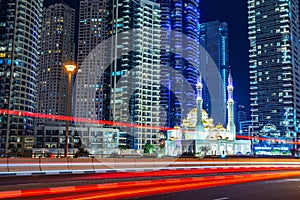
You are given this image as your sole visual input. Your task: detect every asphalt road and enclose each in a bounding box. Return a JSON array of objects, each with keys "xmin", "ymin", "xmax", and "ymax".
[
  {"xmin": 141, "ymin": 177, "xmax": 300, "ymax": 200},
  {"xmin": 0, "ymin": 168, "xmax": 285, "ymax": 191},
  {"xmin": 1, "ymin": 169, "xmax": 300, "ymax": 199}
]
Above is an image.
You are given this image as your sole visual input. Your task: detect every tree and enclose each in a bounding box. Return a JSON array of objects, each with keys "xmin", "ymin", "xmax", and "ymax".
[
  {"xmin": 118, "ymin": 145, "xmax": 127, "ymax": 153},
  {"xmin": 75, "ymin": 146, "xmax": 90, "ymax": 158},
  {"xmin": 144, "ymin": 143, "xmax": 155, "ymax": 154},
  {"xmin": 199, "ymin": 145, "xmax": 211, "ymax": 156}
]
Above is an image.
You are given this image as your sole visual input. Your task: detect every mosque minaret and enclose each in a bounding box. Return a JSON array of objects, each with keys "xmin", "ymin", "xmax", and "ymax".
[
  {"xmin": 226, "ymin": 71, "xmax": 236, "ymax": 138},
  {"xmin": 195, "ymin": 75, "xmax": 204, "ymax": 132}
]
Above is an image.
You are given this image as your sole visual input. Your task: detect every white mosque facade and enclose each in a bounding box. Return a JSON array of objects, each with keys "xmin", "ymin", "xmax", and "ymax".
[{"xmin": 165, "ymin": 74, "xmax": 252, "ymax": 156}]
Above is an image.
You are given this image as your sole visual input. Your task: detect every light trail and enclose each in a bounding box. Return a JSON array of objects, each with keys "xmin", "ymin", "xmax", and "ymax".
[
  {"xmin": 0, "ymin": 108, "xmax": 299, "ymax": 144},
  {"xmin": 1, "ymin": 167, "xmax": 300, "ymax": 198},
  {"xmin": 2, "ymin": 170, "xmax": 300, "ymax": 199},
  {"xmin": 46, "ymin": 171, "xmax": 300, "ymax": 200},
  {"xmin": 0, "ymin": 109, "xmax": 170, "ymax": 131}
]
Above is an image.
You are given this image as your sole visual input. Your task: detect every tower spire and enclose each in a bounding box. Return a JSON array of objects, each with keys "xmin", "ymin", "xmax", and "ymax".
[
  {"xmin": 196, "ymin": 74, "xmax": 204, "ymax": 133},
  {"xmin": 226, "ymin": 70, "xmax": 236, "ymax": 138},
  {"xmin": 196, "ymin": 74, "xmax": 203, "ymax": 100},
  {"xmin": 227, "ymin": 69, "xmax": 233, "ymax": 101}
]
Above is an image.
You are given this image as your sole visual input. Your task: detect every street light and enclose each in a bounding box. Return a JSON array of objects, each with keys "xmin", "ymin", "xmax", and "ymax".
[{"xmin": 64, "ymin": 62, "xmax": 77, "ymax": 157}]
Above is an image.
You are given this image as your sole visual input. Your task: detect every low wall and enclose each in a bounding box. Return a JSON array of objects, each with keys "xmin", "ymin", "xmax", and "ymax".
[
  {"xmin": 8, "ymin": 158, "xmax": 40, "ymax": 172},
  {"xmin": 0, "ymin": 157, "xmax": 299, "ymax": 174},
  {"xmin": 40, "ymin": 158, "xmax": 69, "ymax": 171}
]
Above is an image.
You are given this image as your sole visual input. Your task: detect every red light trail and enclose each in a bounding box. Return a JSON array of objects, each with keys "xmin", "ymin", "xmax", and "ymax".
[
  {"xmin": 1, "ymin": 169, "xmax": 300, "ymax": 199},
  {"xmin": 0, "ymin": 108, "xmax": 299, "ymax": 144}
]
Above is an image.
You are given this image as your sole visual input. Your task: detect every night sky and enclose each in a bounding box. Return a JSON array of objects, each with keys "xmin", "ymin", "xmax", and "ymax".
[
  {"xmin": 44, "ymin": 0, "xmax": 250, "ymax": 112},
  {"xmin": 200, "ymin": 0, "xmax": 249, "ymax": 113}
]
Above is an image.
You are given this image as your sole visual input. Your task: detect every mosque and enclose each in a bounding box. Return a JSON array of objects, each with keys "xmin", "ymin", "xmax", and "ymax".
[{"xmin": 164, "ymin": 73, "xmax": 251, "ymax": 156}]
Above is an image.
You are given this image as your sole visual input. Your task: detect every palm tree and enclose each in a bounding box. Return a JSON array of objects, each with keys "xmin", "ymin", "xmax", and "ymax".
[
  {"xmin": 200, "ymin": 145, "xmax": 211, "ymax": 156},
  {"xmin": 75, "ymin": 146, "xmax": 90, "ymax": 158}
]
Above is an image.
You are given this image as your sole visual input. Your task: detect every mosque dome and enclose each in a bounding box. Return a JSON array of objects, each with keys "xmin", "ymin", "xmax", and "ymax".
[{"xmin": 181, "ymin": 108, "xmax": 222, "ymax": 129}]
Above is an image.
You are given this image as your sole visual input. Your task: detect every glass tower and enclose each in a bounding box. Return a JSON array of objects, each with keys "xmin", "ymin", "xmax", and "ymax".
[
  {"xmin": 0, "ymin": 0, "xmax": 43, "ymax": 153},
  {"xmin": 199, "ymin": 21, "xmax": 229, "ymax": 125},
  {"xmin": 248, "ymin": 0, "xmax": 300, "ymax": 149},
  {"xmin": 158, "ymin": 0, "xmax": 201, "ymax": 128}
]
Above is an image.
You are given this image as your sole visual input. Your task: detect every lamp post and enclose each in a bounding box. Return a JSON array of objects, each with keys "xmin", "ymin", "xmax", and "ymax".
[{"xmin": 64, "ymin": 63, "xmax": 76, "ymax": 157}]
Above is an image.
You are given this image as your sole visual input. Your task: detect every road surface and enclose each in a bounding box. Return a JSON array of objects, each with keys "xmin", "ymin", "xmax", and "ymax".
[
  {"xmin": 142, "ymin": 177, "xmax": 300, "ymax": 200},
  {"xmin": 0, "ymin": 167, "xmax": 299, "ymax": 199}
]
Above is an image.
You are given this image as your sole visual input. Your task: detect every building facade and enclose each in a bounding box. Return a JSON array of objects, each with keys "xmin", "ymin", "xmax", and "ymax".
[
  {"xmin": 107, "ymin": 0, "xmax": 161, "ymax": 150},
  {"xmin": 236, "ymin": 104, "xmax": 249, "ymax": 132},
  {"xmin": 75, "ymin": 0, "xmax": 108, "ymax": 121},
  {"xmin": 37, "ymin": 3, "xmax": 75, "ymax": 124},
  {"xmin": 158, "ymin": 0, "xmax": 201, "ymax": 128},
  {"xmin": 239, "ymin": 120, "xmax": 252, "ymax": 136},
  {"xmin": 34, "ymin": 122, "xmax": 127, "ymax": 156},
  {"xmin": 75, "ymin": 0, "xmax": 161, "ymax": 150},
  {"xmin": 248, "ymin": 0, "xmax": 300, "ymax": 151},
  {"xmin": 0, "ymin": 0, "xmax": 43, "ymax": 153},
  {"xmin": 199, "ymin": 21, "xmax": 229, "ymax": 125},
  {"xmin": 252, "ymin": 124, "xmax": 293, "ymax": 156}
]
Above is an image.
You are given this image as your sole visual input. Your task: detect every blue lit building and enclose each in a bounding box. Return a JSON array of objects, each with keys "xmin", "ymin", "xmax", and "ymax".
[
  {"xmin": 199, "ymin": 21, "xmax": 229, "ymax": 125},
  {"xmin": 158, "ymin": 0, "xmax": 201, "ymax": 128}
]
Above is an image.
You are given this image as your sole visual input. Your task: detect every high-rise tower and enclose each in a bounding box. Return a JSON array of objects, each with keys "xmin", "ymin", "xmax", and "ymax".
[
  {"xmin": 248, "ymin": 0, "xmax": 300, "ymax": 142},
  {"xmin": 199, "ymin": 21, "xmax": 229, "ymax": 125},
  {"xmin": 76, "ymin": 0, "xmax": 161, "ymax": 150},
  {"xmin": 107, "ymin": 0, "xmax": 161, "ymax": 150},
  {"xmin": 0, "ymin": 0, "xmax": 43, "ymax": 153},
  {"xmin": 37, "ymin": 3, "xmax": 75, "ymax": 124},
  {"xmin": 158, "ymin": 0, "xmax": 201, "ymax": 128},
  {"xmin": 75, "ymin": 0, "xmax": 108, "ymax": 121}
]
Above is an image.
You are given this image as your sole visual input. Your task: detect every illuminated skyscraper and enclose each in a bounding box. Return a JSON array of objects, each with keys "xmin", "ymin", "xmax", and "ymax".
[
  {"xmin": 248, "ymin": 0, "xmax": 300, "ymax": 143},
  {"xmin": 107, "ymin": 0, "xmax": 161, "ymax": 150},
  {"xmin": 76, "ymin": 0, "xmax": 161, "ymax": 150},
  {"xmin": 158, "ymin": 0, "xmax": 201, "ymax": 128},
  {"xmin": 37, "ymin": 3, "xmax": 75, "ymax": 123},
  {"xmin": 0, "ymin": 0, "xmax": 43, "ymax": 153},
  {"xmin": 199, "ymin": 21, "xmax": 229, "ymax": 125},
  {"xmin": 75, "ymin": 0, "xmax": 108, "ymax": 120},
  {"xmin": 34, "ymin": 3, "xmax": 75, "ymax": 149}
]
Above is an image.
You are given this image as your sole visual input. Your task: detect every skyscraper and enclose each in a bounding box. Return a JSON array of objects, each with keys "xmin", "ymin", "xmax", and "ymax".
[
  {"xmin": 235, "ymin": 104, "xmax": 249, "ymax": 132},
  {"xmin": 0, "ymin": 0, "xmax": 43, "ymax": 153},
  {"xmin": 75, "ymin": 0, "xmax": 108, "ymax": 121},
  {"xmin": 199, "ymin": 21, "xmax": 229, "ymax": 125},
  {"xmin": 248, "ymin": 0, "xmax": 300, "ymax": 143},
  {"xmin": 158, "ymin": 0, "xmax": 201, "ymax": 128},
  {"xmin": 37, "ymin": 3, "xmax": 75, "ymax": 123},
  {"xmin": 76, "ymin": 0, "xmax": 161, "ymax": 150},
  {"xmin": 108, "ymin": 0, "xmax": 161, "ymax": 150},
  {"xmin": 34, "ymin": 2, "xmax": 75, "ymax": 149}
]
